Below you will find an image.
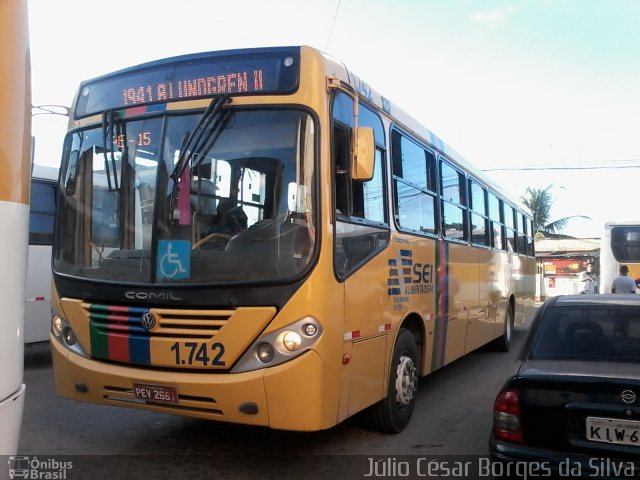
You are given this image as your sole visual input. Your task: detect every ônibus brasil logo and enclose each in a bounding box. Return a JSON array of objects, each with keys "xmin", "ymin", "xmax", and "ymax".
[{"xmin": 8, "ymin": 456, "xmax": 72, "ymax": 479}]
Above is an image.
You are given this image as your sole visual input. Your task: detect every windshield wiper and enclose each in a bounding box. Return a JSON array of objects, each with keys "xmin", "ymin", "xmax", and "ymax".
[
  {"xmin": 170, "ymin": 94, "xmax": 230, "ymax": 182},
  {"xmin": 102, "ymin": 110, "xmax": 120, "ymax": 191}
]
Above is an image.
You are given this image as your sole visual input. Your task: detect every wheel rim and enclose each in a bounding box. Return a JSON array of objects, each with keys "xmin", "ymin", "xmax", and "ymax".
[{"xmin": 394, "ymin": 354, "xmax": 417, "ymax": 407}]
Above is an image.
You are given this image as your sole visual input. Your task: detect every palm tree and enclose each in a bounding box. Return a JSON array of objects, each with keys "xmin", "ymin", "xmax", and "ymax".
[{"xmin": 521, "ymin": 185, "xmax": 589, "ymax": 236}]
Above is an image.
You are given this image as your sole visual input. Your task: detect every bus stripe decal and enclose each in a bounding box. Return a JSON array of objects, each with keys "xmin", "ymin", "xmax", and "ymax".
[
  {"xmin": 90, "ymin": 320, "xmax": 108, "ymax": 359},
  {"xmin": 108, "ymin": 333, "xmax": 130, "ymax": 363},
  {"xmin": 431, "ymin": 241, "xmax": 441, "ymax": 371},
  {"xmin": 431, "ymin": 240, "xmax": 449, "ymax": 371},
  {"xmin": 87, "ymin": 304, "xmax": 151, "ymax": 365},
  {"xmin": 129, "ymin": 335, "xmax": 151, "ymax": 365},
  {"xmin": 439, "ymin": 241, "xmax": 449, "ymax": 368}
]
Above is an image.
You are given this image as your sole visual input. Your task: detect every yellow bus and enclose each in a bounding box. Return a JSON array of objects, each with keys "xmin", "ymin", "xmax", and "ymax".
[
  {"xmin": 0, "ymin": 0, "xmax": 31, "ymax": 454},
  {"xmin": 50, "ymin": 46, "xmax": 536, "ymax": 432}
]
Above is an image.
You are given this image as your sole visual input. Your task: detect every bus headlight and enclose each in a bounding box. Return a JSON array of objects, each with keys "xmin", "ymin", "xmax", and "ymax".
[
  {"xmin": 257, "ymin": 342, "xmax": 275, "ymax": 363},
  {"xmin": 52, "ymin": 315, "xmax": 64, "ymax": 337},
  {"xmin": 231, "ymin": 316, "xmax": 323, "ymax": 373},
  {"xmin": 50, "ymin": 311, "xmax": 89, "ymax": 358},
  {"xmin": 280, "ymin": 331, "xmax": 302, "ymax": 352},
  {"xmin": 63, "ymin": 327, "xmax": 77, "ymax": 346}
]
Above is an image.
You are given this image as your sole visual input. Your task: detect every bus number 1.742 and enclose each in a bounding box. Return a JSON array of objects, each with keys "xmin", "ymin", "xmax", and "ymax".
[{"xmin": 170, "ymin": 341, "xmax": 225, "ymax": 367}]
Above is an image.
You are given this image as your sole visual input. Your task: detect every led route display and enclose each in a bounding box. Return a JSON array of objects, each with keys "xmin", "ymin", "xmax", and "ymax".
[
  {"xmin": 74, "ymin": 50, "xmax": 299, "ymax": 118},
  {"xmin": 121, "ymin": 70, "xmax": 265, "ymax": 107}
]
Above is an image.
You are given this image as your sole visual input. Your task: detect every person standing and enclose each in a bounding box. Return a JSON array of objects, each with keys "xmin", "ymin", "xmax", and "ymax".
[
  {"xmin": 579, "ymin": 263, "xmax": 598, "ymax": 294},
  {"xmin": 611, "ymin": 265, "xmax": 637, "ymax": 293}
]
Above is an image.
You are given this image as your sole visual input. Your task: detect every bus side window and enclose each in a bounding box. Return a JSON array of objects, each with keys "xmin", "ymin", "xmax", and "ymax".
[
  {"xmin": 517, "ymin": 212, "xmax": 528, "ymax": 253},
  {"xmin": 504, "ymin": 204, "xmax": 516, "ymax": 253},
  {"xmin": 488, "ymin": 192, "xmax": 504, "ymax": 250},
  {"xmin": 527, "ymin": 218, "xmax": 535, "ymax": 256},
  {"xmin": 469, "ymin": 179, "xmax": 489, "ymax": 247},
  {"xmin": 352, "ymin": 148, "xmax": 385, "ymax": 222},
  {"xmin": 440, "ymin": 160, "xmax": 468, "ymax": 242},
  {"xmin": 391, "ymin": 130, "xmax": 438, "ymax": 235},
  {"xmin": 29, "ymin": 180, "xmax": 57, "ymax": 245},
  {"xmin": 333, "ymin": 122, "xmax": 351, "ymax": 217},
  {"xmin": 331, "ymin": 92, "xmax": 389, "ymax": 278}
]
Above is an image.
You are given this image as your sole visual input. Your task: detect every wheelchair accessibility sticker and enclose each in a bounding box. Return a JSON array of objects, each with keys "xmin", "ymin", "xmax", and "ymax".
[{"xmin": 157, "ymin": 240, "xmax": 191, "ymax": 280}]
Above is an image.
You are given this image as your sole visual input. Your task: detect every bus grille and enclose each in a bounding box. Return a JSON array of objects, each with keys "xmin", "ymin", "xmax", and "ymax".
[
  {"xmin": 84, "ymin": 303, "xmax": 235, "ymax": 367},
  {"xmin": 85, "ymin": 303, "xmax": 233, "ymax": 339}
]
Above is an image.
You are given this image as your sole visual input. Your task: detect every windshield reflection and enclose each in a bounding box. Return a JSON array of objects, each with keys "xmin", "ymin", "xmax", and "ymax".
[{"xmin": 54, "ymin": 109, "xmax": 316, "ymax": 285}]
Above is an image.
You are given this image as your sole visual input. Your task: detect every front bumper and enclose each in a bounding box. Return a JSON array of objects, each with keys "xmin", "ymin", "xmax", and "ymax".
[{"xmin": 51, "ymin": 333, "xmax": 330, "ymax": 431}]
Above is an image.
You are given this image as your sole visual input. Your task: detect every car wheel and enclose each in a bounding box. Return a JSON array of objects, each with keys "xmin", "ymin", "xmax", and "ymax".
[
  {"xmin": 364, "ymin": 328, "xmax": 419, "ymax": 433},
  {"xmin": 495, "ymin": 304, "xmax": 514, "ymax": 352}
]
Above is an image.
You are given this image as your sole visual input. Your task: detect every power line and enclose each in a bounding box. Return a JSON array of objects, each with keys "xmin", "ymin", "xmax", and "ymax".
[{"xmin": 325, "ymin": 0, "xmax": 342, "ymax": 52}]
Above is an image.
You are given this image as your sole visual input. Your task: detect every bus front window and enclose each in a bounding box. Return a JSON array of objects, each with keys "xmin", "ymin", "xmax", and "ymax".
[
  {"xmin": 54, "ymin": 109, "xmax": 316, "ymax": 284},
  {"xmin": 611, "ymin": 226, "xmax": 640, "ymax": 263}
]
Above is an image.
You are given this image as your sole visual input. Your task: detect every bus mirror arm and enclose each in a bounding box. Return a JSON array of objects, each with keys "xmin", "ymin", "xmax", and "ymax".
[{"xmin": 352, "ymin": 127, "xmax": 374, "ymax": 181}]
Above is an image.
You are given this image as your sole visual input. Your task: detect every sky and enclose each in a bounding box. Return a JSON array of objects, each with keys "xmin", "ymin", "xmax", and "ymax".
[{"xmin": 27, "ymin": 0, "xmax": 640, "ymax": 238}]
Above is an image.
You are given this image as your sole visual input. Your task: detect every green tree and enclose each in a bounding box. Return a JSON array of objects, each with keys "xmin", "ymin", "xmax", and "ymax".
[{"xmin": 521, "ymin": 185, "xmax": 589, "ymax": 236}]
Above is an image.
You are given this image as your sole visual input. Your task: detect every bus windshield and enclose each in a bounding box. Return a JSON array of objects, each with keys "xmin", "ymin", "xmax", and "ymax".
[
  {"xmin": 611, "ymin": 226, "xmax": 640, "ymax": 263},
  {"xmin": 54, "ymin": 108, "xmax": 316, "ymax": 285}
]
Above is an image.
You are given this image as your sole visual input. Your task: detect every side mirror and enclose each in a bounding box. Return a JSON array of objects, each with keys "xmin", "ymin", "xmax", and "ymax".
[{"xmin": 352, "ymin": 127, "xmax": 375, "ymax": 181}]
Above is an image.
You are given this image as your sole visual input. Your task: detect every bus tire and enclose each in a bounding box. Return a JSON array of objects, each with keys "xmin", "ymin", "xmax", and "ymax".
[
  {"xmin": 495, "ymin": 304, "xmax": 514, "ymax": 352},
  {"xmin": 364, "ymin": 328, "xmax": 419, "ymax": 433}
]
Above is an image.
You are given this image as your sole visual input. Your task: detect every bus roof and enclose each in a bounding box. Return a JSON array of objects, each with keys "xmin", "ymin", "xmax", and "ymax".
[
  {"xmin": 74, "ymin": 44, "xmax": 530, "ymax": 216},
  {"xmin": 318, "ymin": 48, "xmax": 529, "ymax": 214},
  {"xmin": 604, "ymin": 220, "xmax": 640, "ymax": 228}
]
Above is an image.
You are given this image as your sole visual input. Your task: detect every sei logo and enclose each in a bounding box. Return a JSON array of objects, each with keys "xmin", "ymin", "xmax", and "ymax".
[
  {"xmin": 412, "ymin": 262, "xmax": 433, "ymax": 284},
  {"xmin": 388, "ymin": 249, "xmax": 434, "ymax": 298}
]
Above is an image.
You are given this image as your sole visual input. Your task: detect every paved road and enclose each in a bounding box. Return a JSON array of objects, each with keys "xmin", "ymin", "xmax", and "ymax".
[{"xmin": 16, "ymin": 321, "xmax": 530, "ymax": 479}]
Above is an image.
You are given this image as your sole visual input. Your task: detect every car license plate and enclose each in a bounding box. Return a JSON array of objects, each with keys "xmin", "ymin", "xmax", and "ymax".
[
  {"xmin": 586, "ymin": 416, "xmax": 640, "ymax": 447},
  {"xmin": 133, "ymin": 383, "xmax": 178, "ymax": 404}
]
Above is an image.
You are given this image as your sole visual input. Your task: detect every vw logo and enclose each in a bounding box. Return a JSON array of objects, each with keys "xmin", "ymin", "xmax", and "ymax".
[
  {"xmin": 140, "ymin": 312, "xmax": 157, "ymax": 331},
  {"xmin": 621, "ymin": 390, "xmax": 637, "ymax": 405}
]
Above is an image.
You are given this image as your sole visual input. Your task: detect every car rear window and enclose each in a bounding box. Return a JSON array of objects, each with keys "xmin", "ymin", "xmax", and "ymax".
[{"xmin": 531, "ymin": 305, "xmax": 640, "ymax": 362}]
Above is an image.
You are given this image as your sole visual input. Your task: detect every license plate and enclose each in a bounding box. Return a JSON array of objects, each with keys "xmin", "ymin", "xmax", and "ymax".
[
  {"xmin": 586, "ymin": 416, "xmax": 640, "ymax": 447},
  {"xmin": 133, "ymin": 383, "xmax": 178, "ymax": 404}
]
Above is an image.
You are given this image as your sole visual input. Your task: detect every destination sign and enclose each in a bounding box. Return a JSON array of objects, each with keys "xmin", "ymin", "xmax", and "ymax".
[{"xmin": 74, "ymin": 51, "xmax": 299, "ymax": 118}]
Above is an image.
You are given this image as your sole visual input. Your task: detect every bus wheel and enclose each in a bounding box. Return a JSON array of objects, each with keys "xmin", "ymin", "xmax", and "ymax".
[
  {"xmin": 365, "ymin": 328, "xmax": 419, "ymax": 433},
  {"xmin": 495, "ymin": 304, "xmax": 514, "ymax": 352}
]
